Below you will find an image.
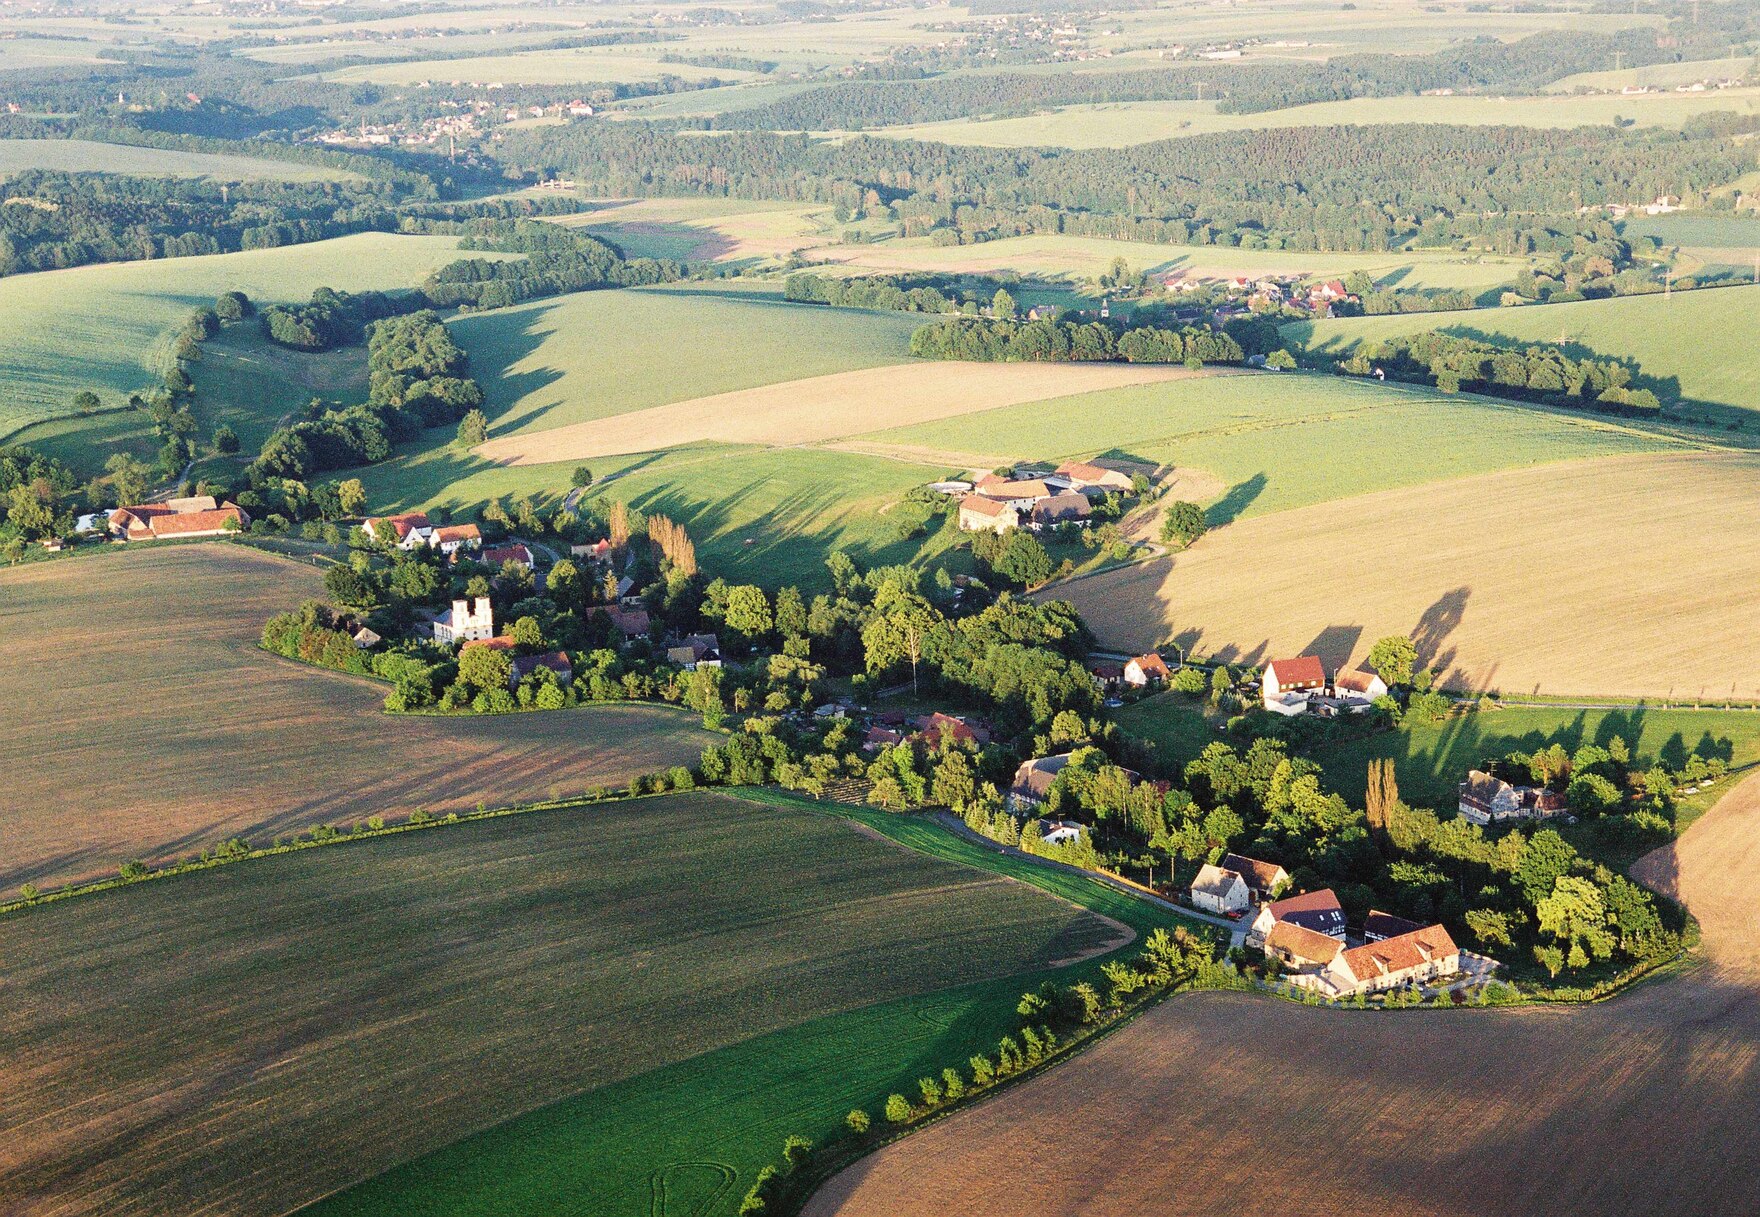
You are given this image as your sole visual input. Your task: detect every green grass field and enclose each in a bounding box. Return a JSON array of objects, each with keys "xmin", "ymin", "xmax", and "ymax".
[
  {"xmin": 321, "ymin": 48, "xmax": 757, "ymax": 85},
  {"xmin": 1546, "ymin": 54, "xmax": 1758, "ymax": 93},
  {"xmin": 1291, "ymin": 284, "xmax": 1760, "ymax": 418},
  {"xmin": 0, "ymin": 233, "xmax": 504, "ymax": 463},
  {"xmin": 0, "ymin": 788, "xmax": 1173, "ymax": 1217},
  {"xmin": 859, "ymin": 372, "xmax": 1679, "ymax": 521},
  {"xmin": 1113, "ymin": 692, "xmax": 1220, "ymax": 768},
  {"xmin": 868, "ymin": 87, "xmax": 1760, "ymax": 148},
  {"xmin": 301, "ymin": 790, "xmax": 1198, "ymax": 1217},
  {"xmin": 0, "ymin": 137, "xmax": 361, "ymax": 180}
]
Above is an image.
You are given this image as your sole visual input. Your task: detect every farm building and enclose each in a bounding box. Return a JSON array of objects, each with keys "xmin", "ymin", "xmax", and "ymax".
[
  {"xmin": 1124, "ymin": 653, "xmax": 1172, "ymax": 687},
  {"xmin": 1008, "ymin": 754, "xmax": 1074, "ymax": 810},
  {"xmin": 604, "ymin": 606, "xmax": 652, "ymax": 640},
  {"xmin": 972, "ymin": 476, "xmax": 1056, "ymax": 512},
  {"xmin": 1220, "ymin": 852, "xmax": 1290, "ymax": 903},
  {"xmin": 109, "ymin": 497, "xmax": 250, "ymax": 542},
  {"xmin": 1248, "ymin": 888, "xmax": 1347, "ymax": 946},
  {"xmin": 1332, "ymin": 667, "xmax": 1389, "ymax": 701},
  {"xmin": 431, "ymin": 596, "xmax": 494, "ymax": 646},
  {"xmin": 361, "ymin": 512, "xmax": 432, "ymax": 549},
  {"xmin": 1458, "ymin": 770, "xmax": 1568, "ymax": 827},
  {"xmin": 1363, "ymin": 910, "xmax": 1425, "ymax": 944},
  {"xmin": 1320, "ymin": 924, "xmax": 1462, "ymax": 998},
  {"xmin": 1031, "ymin": 492, "xmax": 1091, "ymax": 527},
  {"xmin": 1190, "ymin": 863, "xmax": 1250, "ymax": 915},
  {"xmin": 1264, "ymin": 920, "xmax": 1346, "ymax": 973},
  {"xmin": 912, "ymin": 712, "xmax": 992, "ymax": 750},
  {"xmin": 958, "ymin": 495, "xmax": 1021, "ymax": 534},
  {"xmin": 570, "ymin": 539, "xmax": 614, "ymax": 561},
  {"xmin": 1055, "ymin": 460, "xmax": 1135, "ymax": 493},
  {"xmin": 863, "ymin": 725, "xmax": 906, "ymax": 752},
  {"xmin": 480, "ymin": 543, "xmax": 535, "ymax": 571},
  {"xmin": 1038, "ymin": 819, "xmax": 1084, "ymax": 847},
  {"xmin": 667, "ymin": 634, "xmax": 722, "ymax": 670},
  {"xmin": 1088, "ymin": 662, "xmax": 1124, "ymax": 691},
  {"xmin": 429, "ymin": 523, "xmax": 483, "ymax": 556},
  {"xmin": 1263, "ymin": 655, "xmax": 1326, "ymax": 715},
  {"xmin": 510, "ymin": 651, "xmax": 573, "ymax": 688}
]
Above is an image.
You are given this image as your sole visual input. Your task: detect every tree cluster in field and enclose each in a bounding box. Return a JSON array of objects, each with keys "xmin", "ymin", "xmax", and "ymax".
[
  {"xmin": 783, "ymin": 270, "xmax": 1034, "ymax": 314},
  {"xmin": 1339, "ymin": 330, "xmax": 1663, "ymax": 415},
  {"xmin": 260, "ymin": 286, "xmax": 411, "ymax": 353},
  {"xmin": 0, "ymin": 444, "xmax": 82, "ymax": 556},
  {"xmin": 500, "ymin": 113, "xmax": 1751, "ymax": 255},
  {"xmin": 253, "ymin": 309, "xmax": 482, "ymax": 480},
  {"xmin": 908, "ymin": 316, "xmax": 1243, "ymax": 365},
  {"xmin": 418, "ymin": 220, "xmax": 682, "ymax": 310}
]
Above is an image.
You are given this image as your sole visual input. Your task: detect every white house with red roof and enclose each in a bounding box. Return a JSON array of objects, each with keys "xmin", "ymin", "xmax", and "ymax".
[
  {"xmin": 1263, "ymin": 655, "xmax": 1326, "ymax": 715},
  {"xmin": 1318, "ymin": 924, "xmax": 1461, "ymax": 997},
  {"xmin": 1220, "ymin": 852, "xmax": 1290, "ymax": 903},
  {"xmin": 1247, "ymin": 888, "xmax": 1347, "ymax": 947},
  {"xmin": 479, "ymin": 543, "xmax": 535, "ymax": 571},
  {"xmin": 958, "ymin": 495, "xmax": 1020, "ymax": 534},
  {"xmin": 362, "ymin": 512, "xmax": 432, "ymax": 550},
  {"xmin": 1123, "ymin": 653, "xmax": 1173, "ymax": 687},
  {"xmin": 429, "ymin": 523, "xmax": 482, "ymax": 556}
]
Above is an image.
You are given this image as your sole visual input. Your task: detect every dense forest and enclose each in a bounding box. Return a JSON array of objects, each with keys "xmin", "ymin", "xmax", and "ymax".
[{"xmin": 499, "ymin": 121, "xmax": 1755, "ymax": 253}]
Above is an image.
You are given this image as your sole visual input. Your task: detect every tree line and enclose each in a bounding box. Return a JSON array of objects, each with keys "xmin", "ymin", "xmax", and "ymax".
[
  {"xmin": 1336, "ymin": 330, "xmax": 1663, "ymax": 415},
  {"xmin": 909, "ymin": 316, "xmax": 1244, "ymax": 364}
]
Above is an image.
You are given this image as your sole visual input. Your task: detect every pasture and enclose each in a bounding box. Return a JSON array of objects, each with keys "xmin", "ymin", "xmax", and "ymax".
[
  {"xmin": 0, "ymin": 137, "xmax": 359, "ymax": 180},
  {"xmin": 1291, "ymin": 284, "xmax": 1760, "ymax": 418},
  {"xmin": 869, "ymin": 87, "xmax": 1760, "ymax": 148},
  {"xmin": 559, "ymin": 197, "xmax": 833, "ymax": 263},
  {"xmin": 320, "ymin": 48, "xmax": 758, "ymax": 86},
  {"xmin": 0, "ymin": 233, "xmax": 502, "ymax": 449},
  {"xmin": 804, "ymin": 780, "xmax": 1760, "ymax": 1217},
  {"xmin": 1546, "ymin": 54, "xmax": 1758, "ymax": 93},
  {"xmin": 1056, "ymin": 451, "xmax": 1760, "ymax": 699},
  {"xmin": 0, "ymin": 545, "xmax": 714, "ymax": 894},
  {"xmin": 0, "ymin": 791, "xmax": 1124, "ymax": 1217}
]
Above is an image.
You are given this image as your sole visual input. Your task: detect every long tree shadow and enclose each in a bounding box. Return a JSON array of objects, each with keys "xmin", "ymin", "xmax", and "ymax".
[{"xmin": 1204, "ymin": 473, "xmax": 1266, "ymax": 528}]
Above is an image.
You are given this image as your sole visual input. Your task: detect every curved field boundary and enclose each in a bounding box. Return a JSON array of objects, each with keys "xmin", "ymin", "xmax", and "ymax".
[
  {"xmin": 473, "ymin": 362, "xmax": 1210, "ymax": 466},
  {"xmin": 648, "ymin": 1161, "xmax": 736, "ymax": 1217}
]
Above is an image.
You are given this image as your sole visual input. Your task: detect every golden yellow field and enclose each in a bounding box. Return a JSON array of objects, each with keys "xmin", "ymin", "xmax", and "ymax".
[
  {"xmin": 474, "ymin": 362, "xmax": 1207, "ymax": 465},
  {"xmin": 807, "ymin": 771, "xmax": 1760, "ymax": 1217},
  {"xmin": 1055, "ymin": 451, "xmax": 1760, "ymax": 699}
]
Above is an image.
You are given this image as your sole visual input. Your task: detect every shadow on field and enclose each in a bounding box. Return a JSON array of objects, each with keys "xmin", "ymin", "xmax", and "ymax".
[{"xmin": 1205, "ymin": 473, "xmax": 1266, "ymax": 528}]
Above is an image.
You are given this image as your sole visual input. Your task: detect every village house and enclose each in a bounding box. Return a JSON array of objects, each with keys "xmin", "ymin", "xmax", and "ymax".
[
  {"xmin": 1248, "ymin": 888, "xmax": 1347, "ymax": 947},
  {"xmin": 430, "ymin": 596, "xmax": 494, "ymax": 646},
  {"xmin": 1221, "ymin": 852, "xmax": 1290, "ymax": 903},
  {"xmin": 1031, "ymin": 492, "xmax": 1091, "ymax": 528},
  {"xmin": 480, "ymin": 542, "xmax": 535, "ymax": 571},
  {"xmin": 109, "ymin": 496, "xmax": 250, "ymax": 542},
  {"xmin": 862, "ymin": 725, "xmax": 906, "ymax": 752},
  {"xmin": 428, "ymin": 523, "xmax": 483, "ymax": 556},
  {"xmin": 1088, "ymin": 661, "xmax": 1124, "ymax": 691},
  {"xmin": 1264, "ymin": 920, "xmax": 1346, "ymax": 974},
  {"xmin": 1123, "ymin": 652, "xmax": 1173, "ymax": 687},
  {"xmin": 604, "ymin": 605, "xmax": 651, "ymax": 640},
  {"xmin": 1038, "ymin": 819, "xmax": 1084, "ymax": 847},
  {"xmin": 1262, "ymin": 655, "xmax": 1326, "ymax": 715},
  {"xmin": 1319, "ymin": 924, "xmax": 1462, "ymax": 998},
  {"xmin": 958, "ymin": 494, "xmax": 1021, "ymax": 533},
  {"xmin": 1458, "ymin": 769, "xmax": 1568, "ymax": 827},
  {"xmin": 667, "ymin": 633, "xmax": 722, "ymax": 670},
  {"xmin": 973, "ymin": 476, "xmax": 1056, "ymax": 512},
  {"xmin": 1008, "ymin": 753, "xmax": 1074, "ymax": 810},
  {"xmin": 361, "ymin": 512, "xmax": 432, "ymax": 549},
  {"xmin": 510, "ymin": 651, "xmax": 572, "ymax": 688},
  {"xmin": 1362, "ymin": 910, "xmax": 1425, "ymax": 943},
  {"xmin": 1053, "ymin": 460, "xmax": 1135, "ymax": 494},
  {"xmin": 912, "ymin": 712, "xmax": 991, "ymax": 750},
  {"xmin": 571, "ymin": 538, "xmax": 614, "ymax": 561},
  {"xmin": 352, "ymin": 626, "xmax": 381, "ymax": 650},
  {"xmin": 1330, "ymin": 666, "xmax": 1388, "ymax": 703},
  {"xmin": 1190, "ymin": 862, "xmax": 1250, "ymax": 915}
]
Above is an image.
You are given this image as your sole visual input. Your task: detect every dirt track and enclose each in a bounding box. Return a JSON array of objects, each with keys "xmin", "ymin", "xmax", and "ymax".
[{"xmin": 807, "ymin": 773, "xmax": 1760, "ymax": 1217}]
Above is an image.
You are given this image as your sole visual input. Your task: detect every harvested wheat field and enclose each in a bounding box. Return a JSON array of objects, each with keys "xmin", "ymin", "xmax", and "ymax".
[
  {"xmin": 807, "ymin": 774, "xmax": 1760, "ymax": 1217},
  {"xmin": 474, "ymin": 362, "xmax": 1206, "ymax": 466},
  {"xmin": 0, "ymin": 544, "xmax": 714, "ymax": 893},
  {"xmin": 0, "ymin": 792, "xmax": 1117, "ymax": 1217},
  {"xmin": 1057, "ymin": 451, "xmax": 1760, "ymax": 699}
]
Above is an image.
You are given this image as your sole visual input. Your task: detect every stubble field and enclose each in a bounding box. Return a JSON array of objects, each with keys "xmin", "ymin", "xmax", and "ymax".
[
  {"xmin": 1056, "ymin": 450, "xmax": 1760, "ymax": 698},
  {"xmin": 0, "ymin": 791, "xmax": 1119, "ymax": 1217},
  {"xmin": 807, "ymin": 772, "xmax": 1760, "ymax": 1217},
  {"xmin": 0, "ymin": 544, "xmax": 714, "ymax": 893}
]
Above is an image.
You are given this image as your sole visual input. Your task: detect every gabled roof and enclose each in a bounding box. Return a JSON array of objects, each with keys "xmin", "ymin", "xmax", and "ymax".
[
  {"xmin": 914, "ymin": 712, "xmax": 991, "ymax": 748},
  {"xmin": 1054, "ymin": 460, "xmax": 1133, "ymax": 485},
  {"xmin": 1032, "ymin": 492, "xmax": 1091, "ymax": 520},
  {"xmin": 604, "ymin": 606, "xmax": 650, "ymax": 637},
  {"xmin": 482, "ymin": 543, "xmax": 534, "ymax": 567},
  {"xmin": 365, "ymin": 511, "xmax": 431, "ymax": 539},
  {"xmin": 145, "ymin": 504, "xmax": 247, "ymax": 537},
  {"xmin": 1266, "ymin": 655, "xmax": 1326, "ymax": 687},
  {"xmin": 1221, "ymin": 852, "xmax": 1289, "ymax": 892},
  {"xmin": 959, "ymin": 494, "xmax": 1016, "ymax": 519},
  {"xmin": 1339, "ymin": 924, "xmax": 1458, "ymax": 982},
  {"xmin": 1128, "ymin": 653, "xmax": 1172, "ymax": 679},
  {"xmin": 1265, "ymin": 920, "xmax": 1346, "ymax": 966},
  {"xmin": 1011, "ymin": 753, "xmax": 1074, "ymax": 799},
  {"xmin": 431, "ymin": 523, "xmax": 481, "ymax": 543},
  {"xmin": 1460, "ymin": 769, "xmax": 1514, "ymax": 806},
  {"xmin": 1264, "ymin": 888, "xmax": 1346, "ymax": 936},
  {"xmin": 462, "ymin": 635, "xmax": 517, "ymax": 652},
  {"xmin": 1363, "ymin": 910, "xmax": 1425, "ymax": 942},
  {"xmin": 511, "ymin": 651, "xmax": 572, "ymax": 681},
  {"xmin": 983, "ymin": 478, "xmax": 1054, "ymax": 500},
  {"xmin": 1333, "ymin": 667, "xmax": 1383, "ymax": 694},
  {"xmin": 1191, "ymin": 863, "xmax": 1245, "ymax": 901}
]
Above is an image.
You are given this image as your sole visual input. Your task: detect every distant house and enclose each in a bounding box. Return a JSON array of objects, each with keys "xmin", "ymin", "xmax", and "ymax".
[
  {"xmin": 1321, "ymin": 924, "xmax": 1461, "ymax": 997},
  {"xmin": 1220, "ymin": 852, "xmax": 1289, "ymax": 903},
  {"xmin": 958, "ymin": 495, "xmax": 1020, "ymax": 534},
  {"xmin": 667, "ymin": 633, "xmax": 722, "ymax": 670},
  {"xmin": 480, "ymin": 543, "xmax": 535, "ymax": 571},
  {"xmin": 1190, "ymin": 863, "xmax": 1250, "ymax": 915},
  {"xmin": 1038, "ymin": 819, "xmax": 1084, "ymax": 847},
  {"xmin": 1009, "ymin": 754, "xmax": 1074, "ymax": 810},
  {"xmin": 1031, "ymin": 492, "xmax": 1091, "ymax": 527},
  {"xmin": 1088, "ymin": 662, "xmax": 1124, "ymax": 691},
  {"xmin": 352, "ymin": 626, "xmax": 382, "ymax": 650},
  {"xmin": 1123, "ymin": 653, "xmax": 1172, "ymax": 687},
  {"xmin": 912, "ymin": 712, "xmax": 991, "ymax": 750},
  {"xmin": 972, "ymin": 476, "xmax": 1056, "ymax": 510},
  {"xmin": 1248, "ymin": 888, "xmax": 1347, "ymax": 946},
  {"xmin": 571, "ymin": 539, "xmax": 614, "ymax": 561},
  {"xmin": 604, "ymin": 605, "xmax": 651, "ymax": 640},
  {"xmin": 361, "ymin": 512, "xmax": 432, "ymax": 549},
  {"xmin": 1362, "ymin": 910, "xmax": 1425, "ymax": 944},
  {"xmin": 1264, "ymin": 920, "xmax": 1346, "ymax": 973},
  {"xmin": 1458, "ymin": 770, "xmax": 1568, "ymax": 827},
  {"xmin": 1263, "ymin": 655, "xmax": 1326, "ymax": 715},
  {"xmin": 431, "ymin": 596, "xmax": 494, "ymax": 646},
  {"xmin": 1054, "ymin": 459, "xmax": 1136, "ymax": 494},
  {"xmin": 1331, "ymin": 667, "xmax": 1389, "ymax": 702},
  {"xmin": 429, "ymin": 523, "xmax": 482, "ymax": 556},
  {"xmin": 510, "ymin": 651, "xmax": 572, "ymax": 688},
  {"xmin": 863, "ymin": 725, "xmax": 906, "ymax": 752},
  {"xmin": 110, "ymin": 496, "xmax": 250, "ymax": 542}
]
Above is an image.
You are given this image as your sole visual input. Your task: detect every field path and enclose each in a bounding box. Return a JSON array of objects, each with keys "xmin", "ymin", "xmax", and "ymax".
[
  {"xmin": 473, "ymin": 363, "xmax": 1206, "ymax": 466},
  {"xmin": 806, "ymin": 775, "xmax": 1760, "ymax": 1217}
]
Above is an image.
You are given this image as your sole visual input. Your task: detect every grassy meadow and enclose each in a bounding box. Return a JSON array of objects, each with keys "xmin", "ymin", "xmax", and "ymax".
[
  {"xmin": 1113, "ymin": 692, "xmax": 1220, "ymax": 768},
  {"xmin": 1291, "ymin": 284, "xmax": 1760, "ymax": 419},
  {"xmin": 1056, "ymin": 451, "xmax": 1760, "ymax": 699},
  {"xmin": 0, "ymin": 137, "xmax": 361, "ymax": 180},
  {"xmin": 0, "ymin": 233, "xmax": 505, "ymax": 453},
  {"xmin": 0, "ymin": 545, "xmax": 714, "ymax": 894},
  {"xmin": 0, "ymin": 790, "xmax": 1131, "ymax": 1217},
  {"xmin": 320, "ymin": 48, "xmax": 758, "ymax": 85}
]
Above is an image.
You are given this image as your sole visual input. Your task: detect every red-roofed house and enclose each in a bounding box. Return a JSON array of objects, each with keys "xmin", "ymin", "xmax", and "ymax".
[
  {"xmin": 863, "ymin": 725, "xmax": 906, "ymax": 752},
  {"xmin": 480, "ymin": 543, "xmax": 534, "ymax": 571},
  {"xmin": 1248, "ymin": 888, "xmax": 1347, "ymax": 946},
  {"xmin": 1054, "ymin": 460, "xmax": 1134, "ymax": 493},
  {"xmin": 1263, "ymin": 655, "xmax": 1326, "ymax": 715},
  {"xmin": 429, "ymin": 523, "xmax": 482, "ymax": 556},
  {"xmin": 604, "ymin": 605, "xmax": 651, "ymax": 640},
  {"xmin": 912, "ymin": 712, "xmax": 991, "ymax": 750},
  {"xmin": 511, "ymin": 651, "xmax": 572, "ymax": 687},
  {"xmin": 361, "ymin": 512, "xmax": 432, "ymax": 549},
  {"xmin": 1123, "ymin": 653, "xmax": 1173, "ymax": 687},
  {"xmin": 1320, "ymin": 924, "xmax": 1461, "ymax": 997},
  {"xmin": 1264, "ymin": 920, "xmax": 1346, "ymax": 972},
  {"xmin": 109, "ymin": 498, "xmax": 249, "ymax": 542},
  {"xmin": 958, "ymin": 495, "xmax": 1020, "ymax": 534}
]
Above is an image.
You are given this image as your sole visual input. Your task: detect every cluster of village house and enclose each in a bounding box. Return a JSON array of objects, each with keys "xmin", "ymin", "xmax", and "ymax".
[
  {"xmin": 1190, "ymin": 854, "xmax": 1481, "ymax": 999},
  {"xmin": 1164, "ymin": 275, "xmax": 1359, "ymax": 319},
  {"xmin": 91, "ymin": 496, "xmax": 251, "ymax": 543},
  {"xmin": 948, "ymin": 459, "xmax": 1137, "ymax": 534},
  {"xmin": 313, "ymin": 96, "xmax": 595, "ymax": 149},
  {"xmin": 1258, "ymin": 654, "xmax": 1388, "ymax": 718}
]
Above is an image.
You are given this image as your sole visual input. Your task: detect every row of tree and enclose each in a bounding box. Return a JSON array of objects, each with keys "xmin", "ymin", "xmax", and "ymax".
[{"xmin": 909, "ymin": 316, "xmax": 1244, "ymax": 365}]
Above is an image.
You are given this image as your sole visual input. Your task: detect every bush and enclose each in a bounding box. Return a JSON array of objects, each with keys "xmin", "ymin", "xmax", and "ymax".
[
  {"xmin": 884, "ymin": 1093, "xmax": 913, "ymax": 1124},
  {"xmin": 845, "ymin": 1108, "xmax": 870, "ymax": 1135},
  {"xmin": 1172, "ymin": 666, "xmax": 1207, "ymax": 695}
]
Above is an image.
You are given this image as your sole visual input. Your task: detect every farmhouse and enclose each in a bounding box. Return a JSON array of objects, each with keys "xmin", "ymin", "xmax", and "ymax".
[
  {"xmin": 1088, "ymin": 661, "xmax": 1124, "ymax": 691},
  {"xmin": 510, "ymin": 651, "xmax": 572, "ymax": 688},
  {"xmin": 1031, "ymin": 492, "xmax": 1091, "ymax": 527},
  {"xmin": 863, "ymin": 725, "xmax": 906, "ymax": 752},
  {"xmin": 913, "ymin": 712, "xmax": 992, "ymax": 750},
  {"xmin": 1331, "ymin": 667, "xmax": 1388, "ymax": 701},
  {"xmin": 1220, "ymin": 852, "xmax": 1290, "ymax": 903},
  {"xmin": 958, "ymin": 495, "xmax": 1021, "ymax": 534},
  {"xmin": 571, "ymin": 539, "xmax": 614, "ymax": 561},
  {"xmin": 1320, "ymin": 924, "xmax": 1462, "ymax": 998},
  {"xmin": 1264, "ymin": 920, "xmax": 1346, "ymax": 972},
  {"xmin": 1038, "ymin": 819, "xmax": 1085, "ymax": 847},
  {"xmin": 973, "ymin": 476, "xmax": 1056, "ymax": 511},
  {"xmin": 604, "ymin": 605, "xmax": 652, "ymax": 640},
  {"xmin": 480, "ymin": 543, "xmax": 535, "ymax": 571},
  {"xmin": 1248, "ymin": 888, "xmax": 1347, "ymax": 946},
  {"xmin": 1190, "ymin": 863, "xmax": 1250, "ymax": 915},
  {"xmin": 430, "ymin": 596, "xmax": 494, "ymax": 646},
  {"xmin": 1054, "ymin": 460, "xmax": 1135, "ymax": 493},
  {"xmin": 109, "ymin": 497, "xmax": 250, "ymax": 542},
  {"xmin": 1263, "ymin": 655, "xmax": 1326, "ymax": 715},
  {"xmin": 1363, "ymin": 910, "xmax": 1425, "ymax": 943},
  {"xmin": 362, "ymin": 512, "xmax": 432, "ymax": 549},
  {"xmin": 1009, "ymin": 754, "xmax": 1074, "ymax": 810},
  {"xmin": 1123, "ymin": 653, "xmax": 1172, "ymax": 687},
  {"xmin": 1458, "ymin": 770, "xmax": 1568, "ymax": 827},
  {"xmin": 429, "ymin": 523, "xmax": 482, "ymax": 556},
  {"xmin": 667, "ymin": 633, "xmax": 722, "ymax": 669}
]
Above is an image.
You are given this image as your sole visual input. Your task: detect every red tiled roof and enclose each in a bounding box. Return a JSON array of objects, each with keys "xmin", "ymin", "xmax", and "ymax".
[
  {"xmin": 1333, "ymin": 667, "xmax": 1382, "ymax": 694},
  {"xmin": 1268, "ymin": 888, "xmax": 1344, "ymax": 920},
  {"xmin": 432, "ymin": 523, "xmax": 481, "ymax": 543},
  {"xmin": 914, "ymin": 712, "xmax": 991, "ymax": 748},
  {"xmin": 1340, "ymin": 924, "xmax": 1458, "ymax": 983},
  {"xmin": 482, "ymin": 544, "xmax": 533, "ymax": 567},
  {"xmin": 960, "ymin": 495, "xmax": 1013, "ymax": 518},
  {"xmin": 145, "ymin": 505, "xmax": 246, "ymax": 537},
  {"xmin": 605, "ymin": 606, "xmax": 650, "ymax": 636},
  {"xmin": 1129, "ymin": 653, "xmax": 1172, "ymax": 679},
  {"xmin": 1265, "ymin": 921, "xmax": 1345, "ymax": 966},
  {"xmin": 1266, "ymin": 655, "xmax": 1326, "ymax": 687},
  {"xmin": 511, "ymin": 651, "xmax": 572, "ymax": 681},
  {"xmin": 1221, "ymin": 852, "xmax": 1288, "ymax": 892},
  {"xmin": 462, "ymin": 636, "xmax": 517, "ymax": 652},
  {"xmin": 367, "ymin": 511, "xmax": 430, "ymax": 540}
]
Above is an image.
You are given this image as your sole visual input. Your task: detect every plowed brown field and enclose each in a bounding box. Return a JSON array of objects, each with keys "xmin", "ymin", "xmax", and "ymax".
[
  {"xmin": 0, "ymin": 544, "xmax": 714, "ymax": 893},
  {"xmin": 807, "ymin": 773, "xmax": 1760, "ymax": 1217}
]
